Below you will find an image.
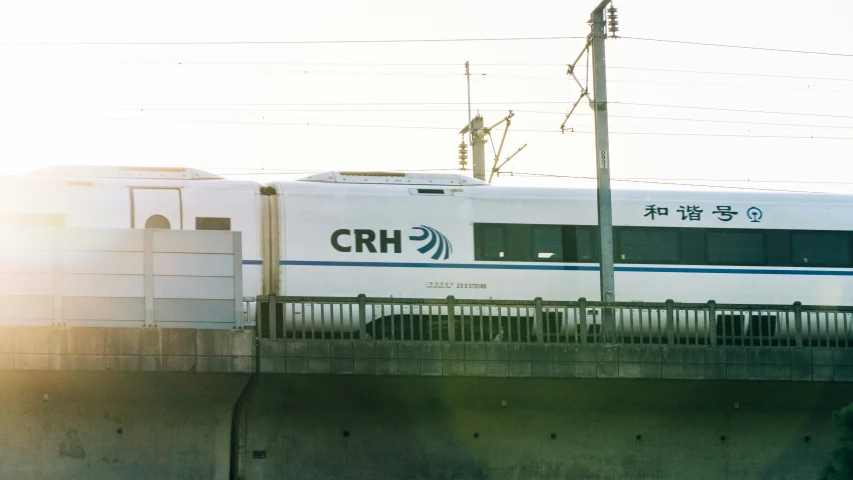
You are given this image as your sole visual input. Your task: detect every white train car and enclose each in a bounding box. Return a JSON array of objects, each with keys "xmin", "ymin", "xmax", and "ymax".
[
  {"xmin": 0, "ymin": 166, "xmax": 266, "ymax": 304},
  {"xmin": 268, "ymin": 171, "xmax": 853, "ymax": 339},
  {"xmin": 2, "ymin": 166, "xmax": 852, "ymax": 339},
  {"xmin": 269, "ymin": 171, "xmax": 853, "ymax": 304}
]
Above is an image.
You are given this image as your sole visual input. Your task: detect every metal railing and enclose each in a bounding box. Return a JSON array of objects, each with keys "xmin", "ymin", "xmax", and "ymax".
[{"xmin": 256, "ymin": 295, "xmax": 853, "ymax": 348}]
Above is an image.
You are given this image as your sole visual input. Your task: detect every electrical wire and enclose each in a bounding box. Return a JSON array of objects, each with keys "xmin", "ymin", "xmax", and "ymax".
[
  {"xmin": 218, "ymin": 167, "xmax": 462, "ymax": 176},
  {"xmin": 507, "ymin": 172, "xmax": 834, "ymax": 194},
  {"xmin": 110, "ymin": 101, "xmax": 853, "ymax": 121},
  {"xmin": 104, "ymin": 117, "xmax": 562, "ymax": 133},
  {"xmin": 621, "ymin": 36, "xmax": 853, "ymax": 58},
  {"xmin": 105, "ymin": 116, "xmax": 853, "ymax": 140},
  {"xmin": 611, "ymin": 102, "xmax": 853, "ymax": 120},
  {"xmin": 0, "ymin": 36, "xmax": 585, "ymax": 46},
  {"xmin": 211, "ymin": 167, "xmax": 847, "ymax": 194},
  {"xmin": 211, "ymin": 165, "xmax": 853, "ymax": 187},
  {"xmin": 103, "ymin": 106, "xmax": 853, "ymax": 131},
  {"xmin": 40, "ymin": 60, "xmax": 853, "ymax": 83}
]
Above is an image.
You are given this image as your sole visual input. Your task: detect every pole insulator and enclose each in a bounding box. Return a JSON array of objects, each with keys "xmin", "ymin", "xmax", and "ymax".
[
  {"xmin": 607, "ymin": 4, "xmax": 619, "ymax": 37},
  {"xmin": 458, "ymin": 142, "xmax": 468, "ymax": 169}
]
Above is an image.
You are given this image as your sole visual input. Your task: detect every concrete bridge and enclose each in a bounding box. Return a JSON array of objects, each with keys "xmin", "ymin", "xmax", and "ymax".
[{"xmin": 1, "ymin": 323, "xmax": 852, "ymax": 479}]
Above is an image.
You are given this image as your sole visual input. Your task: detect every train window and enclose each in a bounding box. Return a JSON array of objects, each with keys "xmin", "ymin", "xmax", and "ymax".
[
  {"xmin": 477, "ymin": 224, "xmax": 507, "ymax": 261},
  {"xmin": 575, "ymin": 227, "xmax": 596, "ymax": 262},
  {"xmin": 705, "ymin": 230, "xmax": 766, "ymax": 265},
  {"xmin": 791, "ymin": 231, "xmax": 851, "ymax": 267},
  {"xmin": 196, "ymin": 217, "xmax": 231, "ymax": 231},
  {"xmin": 532, "ymin": 225, "xmax": 563, "ymax": 262},
  {"xmin": 144, "ymin": 215, "xmax": 171, "ymax": 229},
  {"xmin": 617, "ymin": 227, "xmax": 680, "ymax": 264}
]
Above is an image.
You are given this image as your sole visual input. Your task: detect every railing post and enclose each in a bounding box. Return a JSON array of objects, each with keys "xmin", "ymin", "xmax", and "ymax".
[
  {"xmin": 447, "ymin": 296, "xmax": 456, "ymax": 342},
  {"xmin": 794, "ymin": 301, "xmax": 803, "ymax": 348},
  {"xmin": 665, "ymin": 299, "xmax": 674, "ymax": 345},
  {"xmin": 51, "ymin": 228, "xmax": 63, "ymax": 327},
  {"xmin": 358, "ymin": 294, "xmax": 367, "ymax": 341},
  {"xmin": 143, "ymin": 228, "xmax": 155, "ymax": 327},
  {"xmin": 232, "ymin": 232, "xmax": 244, "ymax": 329},
  {"xmin": 534, "ymin": 297, "xmax": 544, "ymax": 343},
  {"xmin": 268, "ymin": 293, "xmax": 277, "ymax": 340},
  {"xmin": 578, "ymin": 297, "xmax": 588, "ymax": 344},
  {"xmin": 708, "ymin": 300, "xmax": 717, "ymax": 347}
]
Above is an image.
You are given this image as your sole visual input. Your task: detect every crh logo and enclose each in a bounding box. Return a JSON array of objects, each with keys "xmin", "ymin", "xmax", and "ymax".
[
  {"xmin": 409, "ymin": 225, "xmax": 452, "ymax": 260},
  {"xmin": 330, "ymin": 226, "xmax": 452, "ymax": 260}
]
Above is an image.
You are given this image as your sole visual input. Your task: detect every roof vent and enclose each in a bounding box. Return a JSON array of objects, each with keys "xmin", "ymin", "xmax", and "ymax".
[
  {"xmin": 30, "ymin": 165, "xmax": 222, "ymax": 180},
  {"xmin": 299, "ymin": 171, "xmax": 488, "ymax": 186}
]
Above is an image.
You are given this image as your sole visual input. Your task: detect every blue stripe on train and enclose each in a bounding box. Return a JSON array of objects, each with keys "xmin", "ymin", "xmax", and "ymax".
[{"xmin": 253, "ymin": 259, "xmax": 853, "ymax": 276}]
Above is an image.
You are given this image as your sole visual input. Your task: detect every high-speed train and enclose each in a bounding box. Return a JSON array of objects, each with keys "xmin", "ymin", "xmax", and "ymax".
[{"xmin": 1, "ymin": 165, "xmax": 852, "ymax": 336}]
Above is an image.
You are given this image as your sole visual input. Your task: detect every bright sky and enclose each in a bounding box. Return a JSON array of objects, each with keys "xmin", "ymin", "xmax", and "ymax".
[{"xmin": 1, "ymin": 0, "xmax": 852, "ymax": 193}]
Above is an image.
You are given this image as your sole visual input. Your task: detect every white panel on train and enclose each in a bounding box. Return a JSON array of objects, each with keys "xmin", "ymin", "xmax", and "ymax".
[{"xmin": 132, "ymin": 188, "xmax": 181, "ymax": 229}]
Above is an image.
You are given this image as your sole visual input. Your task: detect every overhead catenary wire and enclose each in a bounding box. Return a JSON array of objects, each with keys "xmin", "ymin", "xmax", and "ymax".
[
  {"xmin": 37, "ymin": 59, "xmax": 853, "ymax": 83},
  {"xmin": 108, "ymin": 106, "xmax": 853, "ymax": 131},
  {"xmin": 621, "ymin": 36, "xmax": 853, "ymax": 58},
  {"xmin": 4, "ymin": 35, "xmax": 852, "ymax": 58},
  {"xmin": 105, "ymin": 117, "xmax": 853, "ymax": 140},
  {"xmin": 107, "ymin": 100, "xmax": 853, "ymax": 120},
  {"xmin": 506, "ymin": 172, "xmax": 835, "ymax": 194},
  {"xmin": 610, "ymin": 102, "xmax": 853, "ymax": 120},
  {"xmin": 214, "ymin": 167, "xmax": 853, "ymax": 186},
  {"xmin": 212, "ymin": 167, "xmax": 850, "ymax": 194},
  {"xmin": 0, "ymin": 35, "xmax": 585, "ymax": 46}
]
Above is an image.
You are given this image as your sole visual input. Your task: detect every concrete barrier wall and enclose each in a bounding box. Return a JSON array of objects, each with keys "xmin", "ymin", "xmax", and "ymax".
[
  {"xmin": 2, "ymin": 371, "xmax": 851, "ymax": 479},
  {"xmin": 0, "ymin": 371, "xmax": 249, "ymax": 480},
  {"xmin": 0, "ymin": 227, "xmax": 243, "ymax": 329},
  {"xmin": 261, "ymin": 339, "xmax": 853, "ymax": 382},
  {"xmin": 242, "ymin": 376, "xmax": 853, "ymax": 480},
  {"xmin": 0, "ymin": 327, "xmax": 255, "ymax": 373}
]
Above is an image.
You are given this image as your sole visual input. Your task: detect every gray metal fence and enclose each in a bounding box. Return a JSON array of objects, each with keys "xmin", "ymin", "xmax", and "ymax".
[{"xmin": 257, "ymin": 295, "xmax": 853, "ymax": 348}]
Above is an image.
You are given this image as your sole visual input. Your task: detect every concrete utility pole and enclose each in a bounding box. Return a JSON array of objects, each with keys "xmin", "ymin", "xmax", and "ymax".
[
  {"xmin": 459, "ymin": 115, "xmax": 487, "ymax": 181},
  {"xmin": 590, "ymin": 1, "xmax": 616, "ymax": 327},
  {"xmin": 471, "ymin": 116, "xmax": 486, "ymax": 181}
]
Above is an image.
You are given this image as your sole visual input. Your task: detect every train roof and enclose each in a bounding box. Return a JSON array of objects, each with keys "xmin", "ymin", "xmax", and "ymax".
[
  {"xmin": 31, "ymin": 165, "xmax": 223, "ymax": 180},
  {"xmin": 271, "ymin": 174, "xmax": 853, "ymax": 205},
  {"xmin": 298, "ymin": 171, "xmax": 488, "ymax": 186}
]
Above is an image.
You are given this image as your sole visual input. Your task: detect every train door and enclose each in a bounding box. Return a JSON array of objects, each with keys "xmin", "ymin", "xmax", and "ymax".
[{"xmin": 131, "ymin": 188, "xmax": 182, "ymax": 229}]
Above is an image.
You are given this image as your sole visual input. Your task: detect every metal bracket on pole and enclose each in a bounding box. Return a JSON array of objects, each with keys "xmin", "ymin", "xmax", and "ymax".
[
  {"xmin": 491, "ymin": 144, "xmax": 527, "ymax": 182},
  {"xmin": 560, "ymin": 91, "xmax": 587, "ymax": 134},
  {"xmin": 560, "ymin": 37, "xmax": 591, "ymax": 134}
]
